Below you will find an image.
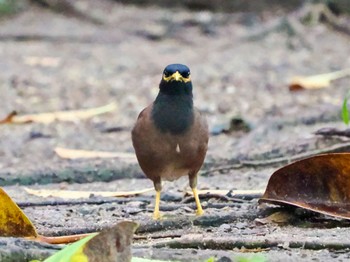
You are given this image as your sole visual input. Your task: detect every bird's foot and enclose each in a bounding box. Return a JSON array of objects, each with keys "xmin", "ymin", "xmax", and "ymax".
[
  {"xmin": 153, "ymin": 211, "xmax": 162, "ymax": 220},
  {"xmin": 196, "ymin": 208, "xmax": 204, "ymax": 216}
]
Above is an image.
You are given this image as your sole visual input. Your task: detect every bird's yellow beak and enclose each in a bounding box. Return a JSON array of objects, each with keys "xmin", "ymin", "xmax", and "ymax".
[
  {"xmin": 173, "ymin": 71, "xmax": 181, "ymax": 81},
  {"xmin": 163, "ymin": 71, "xmax": 191, "ymax": 83}
]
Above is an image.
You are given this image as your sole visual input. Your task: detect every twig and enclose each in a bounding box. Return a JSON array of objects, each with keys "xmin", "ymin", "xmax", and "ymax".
[
  {"xmin": 159, "ymin": 202, "xmax": 243, "ymax": 212},
  {"xmin": 245, "ymin": 2, "xmax": 350, "ymax": 47},
  {"xmin": 240, "ymin": 142, "xmax": 350, "ymax": 167},
  {"xmin": 17, "ymin": 196, "xmax": 152, "ymax": 208},
  {"xmin": 202, "ymin": 142, "xmax": 350, "ymax": 174},
  {"xmin": 315, "ymin": 127, "xmax": 350, "ymax": 138},
  {"xmin": 200, "ymin": 164, "xmax": 243, "ymax": 176},
  {"xmin": 182, "ymin": 194, "xmax": 243, "ymax": 203},
  {"xmin": 30, "ymin": 0, "xmax": 104, "ymax": 25},
  {"xmin": 134, "ymin": 233, "xmax": 182, "ymax": 240},
  {"xmin": 316, "ymin": 3, "xmax": 350, "ymax": 36},
  {"xmin": 151, "ymin": 236, "xmax": 350, "ymax": 251},
  {"xmin": 137, "ymin": 219, "xmax": 192, "ymax": 234}
]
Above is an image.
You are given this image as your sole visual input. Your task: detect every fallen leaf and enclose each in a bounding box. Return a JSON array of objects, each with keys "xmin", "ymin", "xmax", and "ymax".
[
  {"xmin": 24, "ymin": 187, "xmax": 153, "ymax": 199},
  {"xmin": 0, "ymin": 188, "xmax": 38, "ymax": 237},
  {"xmin": 0, "ymin": 187, "xmax": 98, "ymax": 244},
  {"xmin": 0, "ymin": 111, "xmax": 17, "ymax": 124},
  {"xmin": 43, "ymin": 221, "xmax": 138, "ymax": 262},
  {"xmin": 255, "ymin": 211, "xmax": 295, "ymax": 225},
  {"xmin": 54, "ymin": 147, "xmax": 136, "ymax": 162},
  {"xmin": 23, "ymin": 56, "xmax": 61, "ymax": 67},
  {"xmin": 0, "ymin": 102, "xmax": 117, "ymax": 124},
  {"xmin": 342, "ymin": 90, "xmax": 350, "ymax": 125},
  {"xmin": 289, "ymin": 68, "xmax": 350, "ymax": 91},
  {"xmin": 259, "ymin": 153, "xmax": 350, "ymax": 219}
]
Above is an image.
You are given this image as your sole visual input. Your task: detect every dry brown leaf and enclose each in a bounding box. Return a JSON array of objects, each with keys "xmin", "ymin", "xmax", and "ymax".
[
  {"xmin": 82, "ymin": 221, "xmax": 138, "ymax": 262},
  {"xmin": 42, "ymin": 221, "xmax": 138, "ymax": 261},
  {"xmin": 0, "ymin": 102, "xmax": 117, "ymax": 124},
  {"xmin": 0, "ymin": 111, "xmax": 17, "ymax": 124},
  {"xmin": 259, "ymin": 153, "xmax": 350, "ymax": 219},
  {"xmin": 289, "ymin": 68, "xmax": 350, "ymax": 91},
  {"xmin": 24, "ymin": 187, "xmax": 153, "ymax": 199},
  {"xmin": 54, "ymin": 147, "xmax": 137, "ymax": 162}
]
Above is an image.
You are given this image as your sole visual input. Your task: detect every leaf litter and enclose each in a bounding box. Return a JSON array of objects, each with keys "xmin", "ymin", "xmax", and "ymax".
[
  {"xmin": 0, "ymin": 102, "xmax": 117, "ymax": 124},
  {"xmin": 260, "ymin": 153, "xmax": 350, "ymax": 219}
]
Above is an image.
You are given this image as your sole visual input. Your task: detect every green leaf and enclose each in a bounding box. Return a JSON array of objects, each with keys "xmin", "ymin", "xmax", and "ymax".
[
  {"xmin": 43, "ymin": 233, "xmax": 97, "ymax": 262},
  {"xmin": 342, "ymin": 95, "xmax": 350, "ymax": 125},
  {"xmin": 42, "ymin": 221, "xmax": 138, "ymax": 262},
  {"xmin": 236, "ymin": 254, "xmax": 267, "ymax": 262}
]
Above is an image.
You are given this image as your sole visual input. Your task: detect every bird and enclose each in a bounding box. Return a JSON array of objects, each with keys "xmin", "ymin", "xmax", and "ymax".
[{"xmin": 132, "ymin": 64, "xmax": 209, "ymax": 220}]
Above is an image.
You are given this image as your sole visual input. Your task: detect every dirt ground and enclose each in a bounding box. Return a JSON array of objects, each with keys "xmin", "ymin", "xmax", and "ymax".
[{"xmin": 1, "ymin": 1, "xmax": 350, "ymax": 261}]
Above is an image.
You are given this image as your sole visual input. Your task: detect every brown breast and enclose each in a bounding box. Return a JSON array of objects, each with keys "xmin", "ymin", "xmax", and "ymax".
[{"xmin": 132, "ymin": 105, "xmax": 208, "ymax": 182}]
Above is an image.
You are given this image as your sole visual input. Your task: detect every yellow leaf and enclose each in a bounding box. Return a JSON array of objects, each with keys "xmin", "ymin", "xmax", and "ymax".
[
  {"xmin": 54, "ymin": 147, "xmax": 136, "ymax": 162},
  {"xmin": 24, "ymin": 187, "xmax": 153, "ymax": 199},
  {"xmin": 0, "ymin": 189, "xmax": 101, "ymax": 244},
  {"xmin": 0, "ymin": 102, "xmax": 117, "ymax": 124},
  {"xmin": 23, "ymin": 56, "xmax": 61, "ymax": 67},
  {"xmin": 289, "ymin": 68, "xmax": 350, "ymax": 91},
  {"xmin": 0, "ymin": 188, "xmax": 38, "ymax": 237}
]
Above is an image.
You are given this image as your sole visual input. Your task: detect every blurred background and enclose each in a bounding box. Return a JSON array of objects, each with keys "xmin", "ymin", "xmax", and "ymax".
[{"xmin": 0, "ymin": 0, "xmax": 350, "ymax": 187}]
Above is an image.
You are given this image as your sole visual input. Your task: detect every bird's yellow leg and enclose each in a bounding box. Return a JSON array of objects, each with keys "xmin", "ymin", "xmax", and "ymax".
[
  {"xmin": 189, "ymin": 174, "xmax": 204, "ymax": 216},
  {"xmin": 192, "ymin": 187, "xmax": 204, "ymax": 216},
  {"xmin": 153, "ymin": 190, "xmax": 161, "ymax": 220}
]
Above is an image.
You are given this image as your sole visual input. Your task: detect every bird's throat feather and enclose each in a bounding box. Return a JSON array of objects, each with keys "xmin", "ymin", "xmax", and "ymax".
[{"xmin": 152, "ymin": 93, "xmax": 194, "ymax": 134}]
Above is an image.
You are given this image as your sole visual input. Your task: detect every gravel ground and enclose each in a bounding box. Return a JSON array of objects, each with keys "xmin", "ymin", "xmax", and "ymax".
[{"xmin": 1, "ymin": 1, "xmax": 350, "ymax": 261}]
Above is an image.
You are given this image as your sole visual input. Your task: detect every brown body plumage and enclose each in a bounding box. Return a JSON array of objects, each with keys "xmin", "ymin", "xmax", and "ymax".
[{"xmin": 132, "ymin": 64, "xmax": 209, "ymax": 219}]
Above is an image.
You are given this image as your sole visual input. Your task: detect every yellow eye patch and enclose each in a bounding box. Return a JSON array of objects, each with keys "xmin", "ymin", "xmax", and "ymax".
[{"xmin": 163, "ymin": 71, "xmax": 191, "ymax": 83}]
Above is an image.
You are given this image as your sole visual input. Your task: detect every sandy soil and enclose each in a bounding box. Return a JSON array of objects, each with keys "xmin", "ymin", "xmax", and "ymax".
[{"xmin": 1, "ymin": 1, "xmax": 350, "ymax": 261}]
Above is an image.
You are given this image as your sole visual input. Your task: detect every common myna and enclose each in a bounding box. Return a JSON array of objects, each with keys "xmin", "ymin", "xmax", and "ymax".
[{"xmin": 132, "ymin": 64, "xmax": 209, "ymax": 219}]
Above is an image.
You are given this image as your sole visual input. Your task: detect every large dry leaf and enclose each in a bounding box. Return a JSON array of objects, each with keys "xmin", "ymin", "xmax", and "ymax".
[
  {"xmin": 24, "ymin": 187, "xmax": 153, "ymax": 199},
  {"xmin": 0, "ymin": 102, "xmax": 117, "ymax": 124},
  {"xmin": 43, "ymin": 221, "xmax": 138, "ymax": 262},
  {"xmin": 0, "ymin": 188, "xmax": 38, "ymax": 237},
  {"xmin": 54, "ymin": 147, "xmax": 136, "ymax": 162},
  {"xmin": 0, "ymin": 188, "xmax": 100, "ymax": 244},
  {"xmin": 289, "ymin": 68, "xmax": 350, "ymax": 91},
  {"xmin": 259, "ymin": 153, "xmax": 350, "ymax": 219}
]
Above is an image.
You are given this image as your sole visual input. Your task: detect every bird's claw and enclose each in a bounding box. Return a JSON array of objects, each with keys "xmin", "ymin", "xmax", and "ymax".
[
  {"xmin": 196, "ymin": 208, "xmax": 204, "ymax": 216},
  {"xmin": 153, "ymin": 211, "xmax": 162, "ymax": 220}
]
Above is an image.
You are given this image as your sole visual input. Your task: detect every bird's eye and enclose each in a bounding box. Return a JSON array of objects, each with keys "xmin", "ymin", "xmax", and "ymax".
[
  {"xmin": 182, "ymin": 71, "xmax": 190, "ymax": 78},
  {"xmin": 164, "ymin": 71, "xmax": 171, "ymax": 77}
]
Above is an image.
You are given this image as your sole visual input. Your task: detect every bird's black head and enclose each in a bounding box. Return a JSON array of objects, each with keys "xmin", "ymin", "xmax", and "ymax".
[
  {"xmin": 159, "ymin": 64, "xmax": 192, "ymax": 96},
  {"xmin": 152, "ymin": 64, "xmax": 194, "ymax": 134}
]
